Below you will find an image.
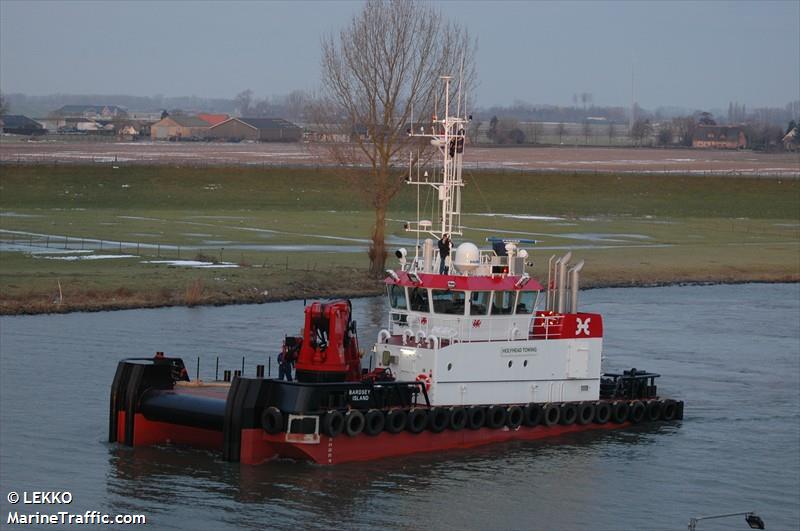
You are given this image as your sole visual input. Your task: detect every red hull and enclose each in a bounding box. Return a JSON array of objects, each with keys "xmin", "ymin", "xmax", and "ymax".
[{"xmin": 240, "ymin": 421, "xmax": 630, "ymax": 465}]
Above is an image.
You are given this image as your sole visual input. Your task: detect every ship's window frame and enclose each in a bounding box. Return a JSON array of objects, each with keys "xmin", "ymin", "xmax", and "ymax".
[
  {"xmin": 431, "ymin": 289, "xmax": 466, "ymax": 315},
  {"xmin": 387, "ymin": 284, "xmax": 408, "ymax": 310},
  {"xmin": 492, "ymin": 290, "xmax": 516, "ymax": 315},
  {"xmin": 408, "ymin": 287, "xmax": 431, "ymax": 313},
  {"xmin": 469, "ymin": 290, "xmax": 491, "ymax": 315},
  {"xmin": 516, "ymin": 290, "xmax": 537, "ymax": 314}
]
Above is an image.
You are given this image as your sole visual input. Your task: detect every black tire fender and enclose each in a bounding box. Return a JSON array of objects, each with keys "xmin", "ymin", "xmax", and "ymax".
[
  {"xmin": 559, "ymin": 403, "xmax": 578, "ymax": 425},
  {"xmin": 466, "ymin": 406, "xmax": 486, "ymax": 430},
  {"xmin": 577, "ymin": 402, "xmax": 595, "ymax": 425},
  {"xmin": 321, "ymin": 409, "xmax": 344, "ymax": 437},
  {"xmin": 261, "ymin": 406, "xmax": 283, "ymax": 435},
  {"xmin": 506, "ymin": 405, "xmax": 524, "ymax": 429},
  {"xmin": 523, "ymin": 403, "xmax": 542, "ymax": 427},
  {"xmin": 542, "ymin": 403, "xmax": 560, "ymax": 426},
  {"xmin": 364, "ymin": 409, "xmax": 385, "ymax": 436},
  {"xmin": 406, "ymin": 407, "xmax": 428, "ymax": 434},
  {"xmin": 594, "ymin": 401, "xmax": 611, "ymax": 424},
  {"xmin": 345, "ymin": 409, "xmax": 365, "ymax": 437},
  {"xmin": 448, "ymin": 407, "xmax": 467, "ymax": 431},
  {"xmin": 385, "ymin": 409, "xmax": 407, "ymax": 433}
]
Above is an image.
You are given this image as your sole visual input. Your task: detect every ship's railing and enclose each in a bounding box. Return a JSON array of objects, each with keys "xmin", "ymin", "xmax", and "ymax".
[
  {"xmin": 530, "ymin": 314, "xmax": 565, "ymax": 339},
  {"xmin": 386, "ymin": 311, "xmax": 533, "ymax": 347}
]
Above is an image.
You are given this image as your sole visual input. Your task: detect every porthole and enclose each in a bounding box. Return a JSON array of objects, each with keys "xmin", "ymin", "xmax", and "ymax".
[
  {"xmin": 508, "ymin": 360, "xmax": 513, "ymax": 368},
  {"xmin": 447, "ymin": 363, "xmax": 453, "ymax": 371}
]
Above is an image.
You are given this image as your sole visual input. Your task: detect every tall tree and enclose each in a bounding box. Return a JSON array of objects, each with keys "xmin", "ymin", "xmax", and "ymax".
[
  {"xmin": 557, "ymin": 122, "xmax": 566, "ymax": 143},
  {"xmin": 0, "ymin": 92, "xmax": 8, "ymax": 116},
  {"xmin": 234, "ymin": 89, "xmax": 253, "ymax": 117},
  {"xmin": 315, "ymin": 0, "xmax": 475, "ymax": 276}
]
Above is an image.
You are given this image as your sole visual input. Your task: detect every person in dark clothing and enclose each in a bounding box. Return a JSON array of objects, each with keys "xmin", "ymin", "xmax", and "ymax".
[
  {"xmin": 438, "ymin": 233, "xmax": 451, "ymax": 275},
  {"xmin": 278, "ymin": 341, "xmax": 296, "ymax": 381}
]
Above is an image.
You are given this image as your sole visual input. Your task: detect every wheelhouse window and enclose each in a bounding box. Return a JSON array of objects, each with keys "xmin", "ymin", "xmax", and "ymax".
[
  {"xmin": 469, "ymin": 291, "xmax": 491, "ymax": 315},
  {"xmin": 492, "ymin": 291, "xmax": 516, "ymax": 315},
  {"xmin": 516, "ymin": 291, "xmax": 536, "ymax": 314},
  {"xmin": 432, "ymin": 290, "xmax": 466, "ymax": 315},
  {"xmin": 387, "ymin": 284, "xmax": 407, "ymax": 310},
  {"xmin": 409, "ymin": 287, "xmax": 430, "ymax": 312}
]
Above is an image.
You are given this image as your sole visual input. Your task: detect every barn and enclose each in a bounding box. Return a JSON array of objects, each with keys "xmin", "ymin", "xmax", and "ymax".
[
  {"xmin": 206, "ymin": 117, "xmax": 302, "ymax": 142},
  {"xmin": 1, "ymin": 115, "xmax": 45, "ymax": 135},
  {"xmin": 150, "ymin": 115, "xmax": 210, "ymax": 140}
]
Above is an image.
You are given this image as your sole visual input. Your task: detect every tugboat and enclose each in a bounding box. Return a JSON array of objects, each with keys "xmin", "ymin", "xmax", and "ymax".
[{"xmin": 109, "ymin": 77, "xmax": 683, "ymax": 465}]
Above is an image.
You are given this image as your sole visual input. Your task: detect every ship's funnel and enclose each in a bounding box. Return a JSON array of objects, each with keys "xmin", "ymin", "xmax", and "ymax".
[
  {"xmin": 557, "ymin": 252, "xmax": 572, "ymax": 314},
  {"xmin": 569, "ymin": 260, "xmax": 585, "ymax": 314}
]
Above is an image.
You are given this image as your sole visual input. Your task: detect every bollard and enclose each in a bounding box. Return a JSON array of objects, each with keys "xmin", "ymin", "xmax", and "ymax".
[
  {"xmin": 256, "ymin": 364, "xmax": 265, "ymax": 378},
  {"xmin": 234, "ymin": 370, "xmax": 241, "ymax": 378},
  {"xmin": 223, "ymin": 369, "xmax": 231, "ymax": 382}
]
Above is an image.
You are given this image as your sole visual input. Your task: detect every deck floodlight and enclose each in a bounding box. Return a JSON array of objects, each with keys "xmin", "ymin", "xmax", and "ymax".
[
  {"xmin": 385, "ymin": 269, "xmax": 400, "ymax": 282},
  {"xmin": 515, "ymin": 274, "xmax": 530, "ymax": 288},
  {"xmin": 447, "ymin": 280, "xmax": 456, "ymax": 289},
  {"xmin": 408, "ymin": 272, "xmax": 421, "ymax": 284},
  {"xmin": 745, "ymin": 513, "xmax": 765, "ymax": 530}
]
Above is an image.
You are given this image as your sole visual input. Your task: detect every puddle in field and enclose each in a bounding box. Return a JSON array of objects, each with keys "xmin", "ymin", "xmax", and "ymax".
[
  {"xmin": 37, "ymin": 254, "xmax": 138, "ymax": 261},
  {"xmin": 142, "ymin": 260, "xmax": 239, "ymax": 269}
]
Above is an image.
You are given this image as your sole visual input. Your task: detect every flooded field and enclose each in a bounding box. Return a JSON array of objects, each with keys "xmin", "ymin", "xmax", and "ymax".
[{"xmin": 2, "ymin": 139, "xmax": 798, "ymax": 175}]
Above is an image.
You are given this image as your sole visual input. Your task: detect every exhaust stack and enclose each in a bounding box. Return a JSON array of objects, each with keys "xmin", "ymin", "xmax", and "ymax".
[{"xmin": 569, "ymin": 260, "xmax": 585, "ymax": 314}]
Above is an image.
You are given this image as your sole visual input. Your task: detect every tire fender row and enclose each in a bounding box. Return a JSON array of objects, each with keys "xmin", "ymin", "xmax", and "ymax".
[{"xmin": 261, "ymin": 399, "xmax": 685, "ymax": 438}]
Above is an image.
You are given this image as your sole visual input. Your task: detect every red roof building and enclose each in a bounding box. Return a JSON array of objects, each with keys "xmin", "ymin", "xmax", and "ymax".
[{"xmin": 197, "ymin": 113, "xmax": 229, "ymax": 126}]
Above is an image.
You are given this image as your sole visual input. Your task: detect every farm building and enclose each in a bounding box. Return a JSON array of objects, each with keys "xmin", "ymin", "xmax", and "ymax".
[
  {"xmin": 197, "ymin": 113, "xmax": 229, "ymax": 126},
  {"xmin": 150, "ymin": 115, "xmax": 210, "ymax": 140},
  {"xmin": 692, "ymin": 125, "xmax": 747, "ymax": 149},
  {"xmin": 1, "ymin": 115, "xmax": 46, "ymax": 135},
  {"xmin": 206, "ymin": 117, "xmax": 302, "ymax": 142},
  {"xmin": 51, "ymin": 105, "xmax": 128, "ymax": 118}
]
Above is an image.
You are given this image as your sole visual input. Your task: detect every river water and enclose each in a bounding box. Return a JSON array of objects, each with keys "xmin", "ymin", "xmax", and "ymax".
[{"xmin": 1, "ymin": 284, "xmax": 798, "ymax": 530}]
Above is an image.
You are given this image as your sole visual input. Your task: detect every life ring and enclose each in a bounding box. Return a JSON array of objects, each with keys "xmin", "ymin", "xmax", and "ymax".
[{"xmin": 416, "ymin": 373, "xmax": 432, "ymax": 392}]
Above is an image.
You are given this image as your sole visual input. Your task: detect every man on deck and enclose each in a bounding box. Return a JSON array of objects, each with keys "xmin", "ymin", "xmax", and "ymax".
[{"xmin": 438, "ymin": 233, "xmax": 451, "ymax": 275}]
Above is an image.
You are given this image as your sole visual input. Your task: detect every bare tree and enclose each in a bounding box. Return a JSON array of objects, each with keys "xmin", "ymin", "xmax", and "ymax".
[
  {"xmin": 557, "ymin": 122, "xmax": 566, "ymax": 143},
  {"xmin": 315, "ymin": 0, "xmax": 475, "ymax": 276},
  {"xmin": 530, "ymin": 122, "xmax": 543, "ymax": 144},
  {"xmin": 631, "ymin": 118, "xmax": 653, "ymax": 146},
  {"xmin": 234, "ymin": 89, "xmax": 253, "ymax": 117},
  {"xmin": 0, "ymin": 92, "xmax": 8, "ymax": 116},
  {"xmin": 582, "ymin": 120, "xmax": 591, "ymax": 145},
  {"xmin": 657, "ymin": 124, "xmax": 673, "ymax": 146},
  {"xmin": 607, "ymin": 122, "xmax": 616, "ymax": 145}
]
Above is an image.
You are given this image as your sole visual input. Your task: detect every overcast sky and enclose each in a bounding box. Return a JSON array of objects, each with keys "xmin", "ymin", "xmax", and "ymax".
[{"xmin": 1, "ymin": 0, "xmax": 798, "ymax": 110}]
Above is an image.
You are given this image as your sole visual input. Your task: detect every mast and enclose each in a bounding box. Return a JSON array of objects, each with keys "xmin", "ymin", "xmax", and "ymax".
[{"xmin": 406, "ymin": 76, "xmax": 468, "ymax": 248}]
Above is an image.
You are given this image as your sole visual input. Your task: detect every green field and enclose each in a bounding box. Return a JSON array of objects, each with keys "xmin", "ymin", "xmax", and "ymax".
[{"xmin": 1, "ymin": 164, "xmax": 798, "ymax": 314}]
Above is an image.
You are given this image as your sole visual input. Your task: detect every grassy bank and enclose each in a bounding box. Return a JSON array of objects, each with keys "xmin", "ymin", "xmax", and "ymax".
[{"xmin": 1, "ymin": 164, "xmax": 798, "ymax": 314}]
